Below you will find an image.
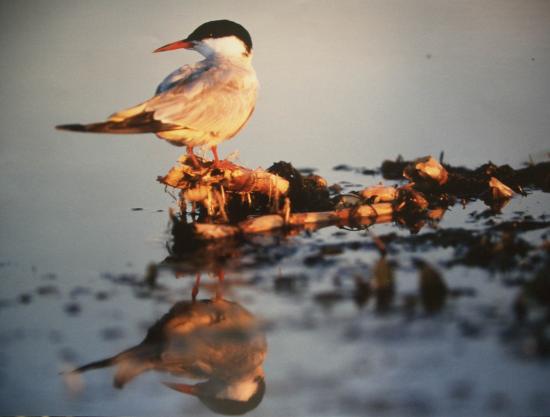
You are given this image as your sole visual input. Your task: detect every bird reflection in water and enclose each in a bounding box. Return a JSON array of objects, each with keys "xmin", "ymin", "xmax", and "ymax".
[{"xmin": 69, "ymin": 289, "xmax": 267, "ymax": 415}]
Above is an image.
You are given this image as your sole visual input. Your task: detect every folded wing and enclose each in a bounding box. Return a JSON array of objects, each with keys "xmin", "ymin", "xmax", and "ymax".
[{"xmin": 56, "ymin": 62, "xmax": 256, "ymax": 139}]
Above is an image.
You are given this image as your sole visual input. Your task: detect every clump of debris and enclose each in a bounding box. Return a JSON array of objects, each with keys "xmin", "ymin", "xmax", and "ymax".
[{"xmin": 158, "ymin": 154, "xmax": 550, "ymax": 240}]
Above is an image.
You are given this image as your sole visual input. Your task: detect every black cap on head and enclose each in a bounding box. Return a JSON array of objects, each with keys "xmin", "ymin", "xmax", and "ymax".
[{"xmin": 186, "ymin": 20, "xmax": 253, "ymax": 53}]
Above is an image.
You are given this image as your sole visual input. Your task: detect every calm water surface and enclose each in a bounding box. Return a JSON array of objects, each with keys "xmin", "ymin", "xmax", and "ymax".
[{"xmin": 1, "ymin": 1, "xmax": 549, "ymax": 416}]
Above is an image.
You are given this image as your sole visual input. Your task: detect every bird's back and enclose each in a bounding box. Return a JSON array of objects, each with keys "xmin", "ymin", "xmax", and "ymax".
[{"xmin": 150, "ymin": 58, "xmax": 258, "ymax": 147}]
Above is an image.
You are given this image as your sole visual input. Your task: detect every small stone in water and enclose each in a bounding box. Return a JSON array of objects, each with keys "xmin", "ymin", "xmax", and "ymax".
[{"xmin": 64, "ymin": 302, "xmax": 81, "ymax": 316}]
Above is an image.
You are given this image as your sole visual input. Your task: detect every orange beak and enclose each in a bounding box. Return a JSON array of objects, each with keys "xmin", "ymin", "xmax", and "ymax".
[
  {"xmin": 154, "ymin": 39, "xmax": 193, "ymax": 53},
  {"xmin": 163, "ymin": 381, "xmax": 199, "ymax": 396}
]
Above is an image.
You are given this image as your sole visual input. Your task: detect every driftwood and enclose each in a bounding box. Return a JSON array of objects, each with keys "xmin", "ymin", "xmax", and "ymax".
[
  {"xmin": 193, "ymin": 202, "xmax": 394, "ymax": 239},
  {"xmin": 489, "ymin": 176, "xmax": 515, "ymax": 200},
  {"xmin": 159, "ymin": 155, "xmax": 289, "ymax": 197},
  {"xmin": 403, "ymin": 155, "xmax": 448, "ymax": 185},
  {"xmin": 158, "ymin": 155, "xmax": 291, "ymax": 221}
]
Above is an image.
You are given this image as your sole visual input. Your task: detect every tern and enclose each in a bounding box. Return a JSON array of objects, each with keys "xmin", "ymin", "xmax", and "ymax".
[{"xmin": 56, "ymin": 20, "xmax": 259, "ymax": 167}]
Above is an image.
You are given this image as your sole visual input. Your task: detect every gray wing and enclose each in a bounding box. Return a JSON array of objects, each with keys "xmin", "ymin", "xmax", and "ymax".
[
  {"xmin": 155, "ymin": 63, "xmax": 211, "ymax": 95},
  {"xmin": 145, "ymin": 64, "xmax": 258, "ymax": 139},
  {"xmin": 57, "ymin": 62, "xmax": 257, "ymax": 137},
  {"xmin": 104, "ymin": 62, "xmax": 209, "ymax": 125}
]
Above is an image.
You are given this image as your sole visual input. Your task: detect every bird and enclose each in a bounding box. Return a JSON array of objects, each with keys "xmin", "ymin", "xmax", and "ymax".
[
  {"xmin": 68, "ymin": 298, "xmax": 267, "ymax": 415},
  {"xmin": 56, "ymin": 20, "xmax": 259, "ymax": 168}
]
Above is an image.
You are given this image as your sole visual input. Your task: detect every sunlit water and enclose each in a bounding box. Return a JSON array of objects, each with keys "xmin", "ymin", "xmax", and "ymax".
[{"xmin": 1, "ymin": 1, "xmax": 549, "ymax": 416}]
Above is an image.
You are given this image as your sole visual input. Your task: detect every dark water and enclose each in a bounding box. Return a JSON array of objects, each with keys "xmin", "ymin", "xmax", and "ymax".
[{"xmin": 1, "ymin": 1, "xmax": 550, "ymax": 416}]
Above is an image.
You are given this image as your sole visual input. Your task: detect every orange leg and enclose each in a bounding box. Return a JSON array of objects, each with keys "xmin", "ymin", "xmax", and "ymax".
[
  {"xmin": 210, "ymin": 146, "xmax": 220, "ymax": 164},
  {"xmin": 192, "ymin": 273, "xmax": 201, "ymax": 302},
  {"xmin": 215, "ymin": 270, "xmax": 225, "ymax": 300},
  {"xmin": 210, "ymin": 146, "xmax": 234, "ymax": 170},
  {"xmin": 186, "ymin": 146, "xmax": 200, "ymax": 168}
]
